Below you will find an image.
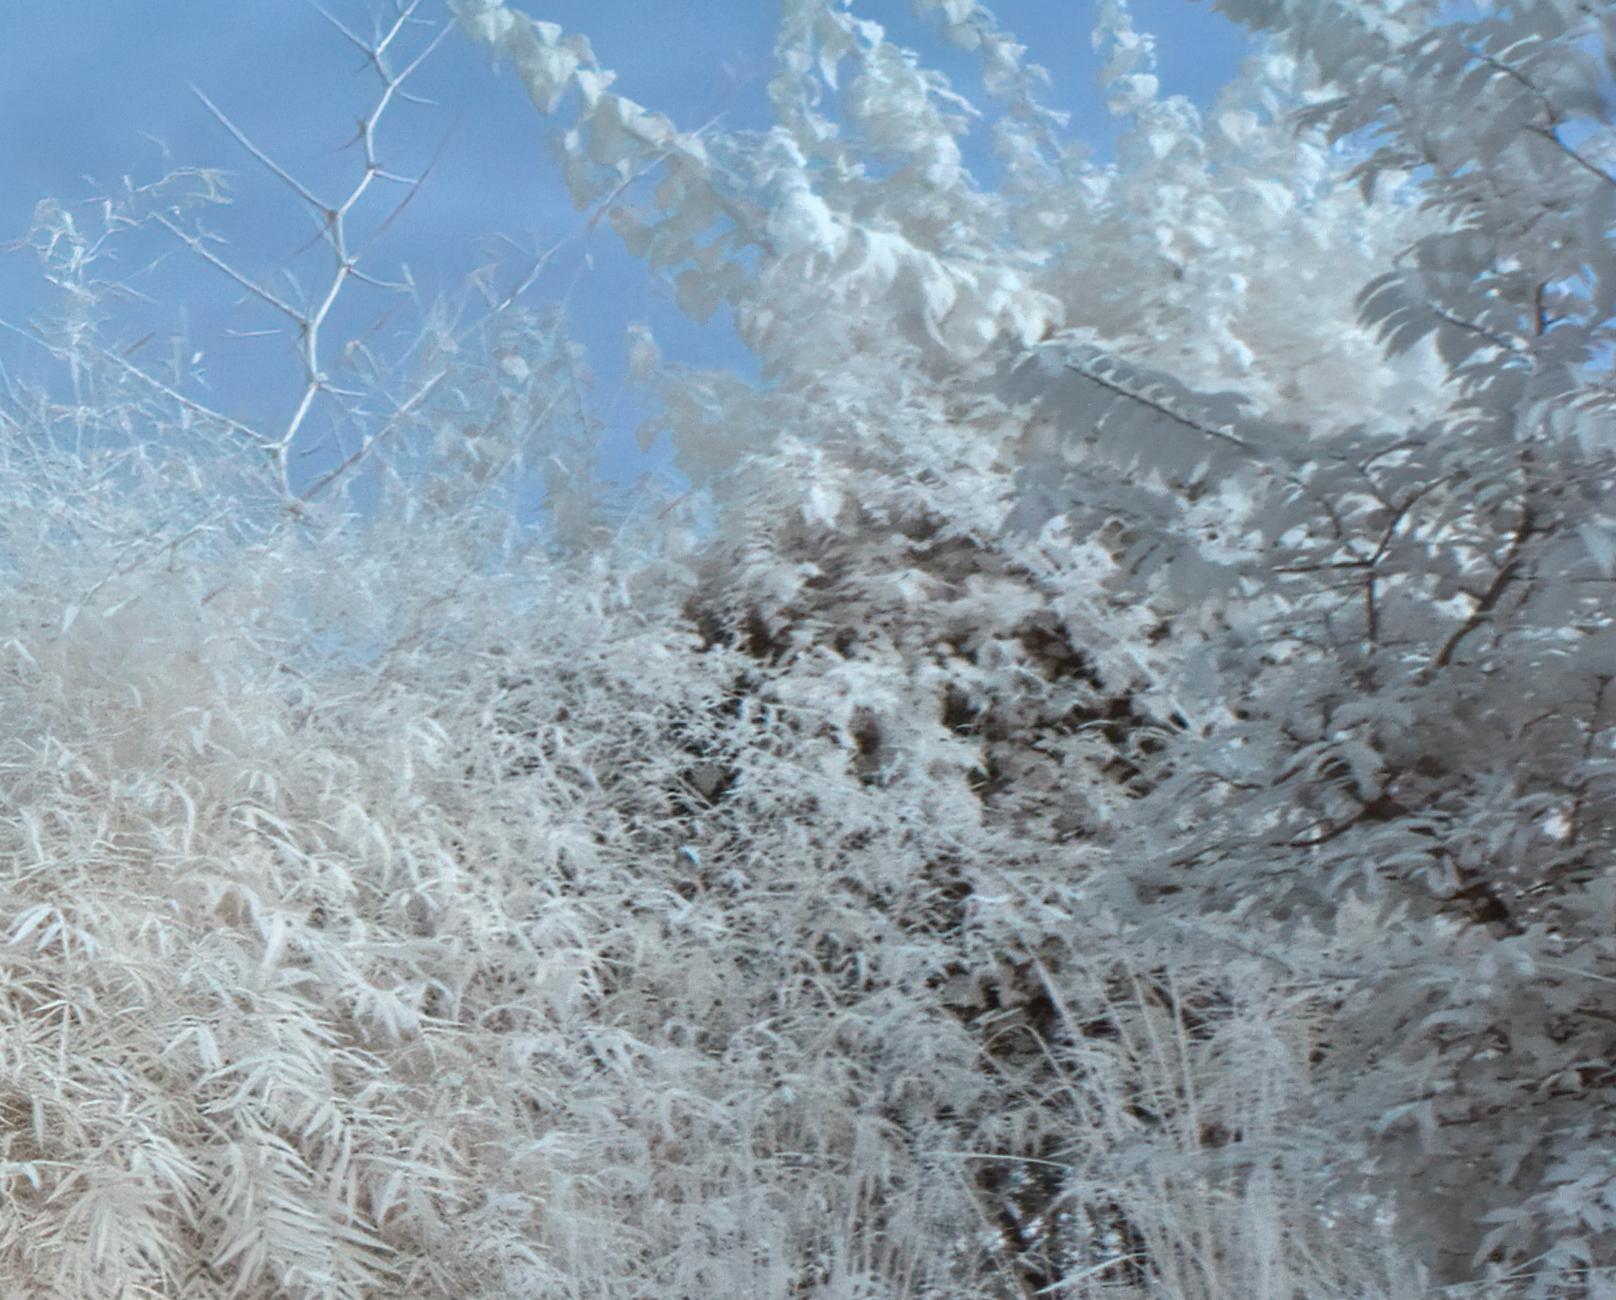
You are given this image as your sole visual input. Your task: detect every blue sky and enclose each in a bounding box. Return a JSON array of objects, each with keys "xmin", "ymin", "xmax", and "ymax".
[{"xmin": 0, "ymin": 1, "xmax": 1249, "ymax": 503}]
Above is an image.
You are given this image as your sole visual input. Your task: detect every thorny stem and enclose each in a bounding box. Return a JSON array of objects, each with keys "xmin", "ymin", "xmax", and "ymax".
[{"xmin": 166, "ymin": 4, "xmax": 450, "ymax": 509}]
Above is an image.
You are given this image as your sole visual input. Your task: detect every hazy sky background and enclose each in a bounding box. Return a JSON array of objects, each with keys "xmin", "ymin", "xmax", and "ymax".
[{"xmin": 0, "ymin": 1, "xmax": 1249, "ymax": 503}]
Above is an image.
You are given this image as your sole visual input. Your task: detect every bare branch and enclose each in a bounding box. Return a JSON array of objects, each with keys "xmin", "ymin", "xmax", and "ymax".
[
  {"xmin": 190, "ymin": 85, "xmax": 332, "ymax": 221},
  {"xmin": 305, "ymin": 0, "xmax": 371, "ymax": 59},
  {"xmin": 297, "ymin": 367, "xmax": 448, "ymax": 501},
  {"xmin": 151, "ymin": 213, "xmax": 303, "ymax": 324},
  {"xmin": 96, "ymin": 345, "xmax": 266, "ymax": 448}
]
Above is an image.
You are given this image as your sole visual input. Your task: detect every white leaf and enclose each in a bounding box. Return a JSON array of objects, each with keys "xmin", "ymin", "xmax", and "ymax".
[{"xmin": 675, "ymin": 269, "xmax": 720, "ymax": 322}]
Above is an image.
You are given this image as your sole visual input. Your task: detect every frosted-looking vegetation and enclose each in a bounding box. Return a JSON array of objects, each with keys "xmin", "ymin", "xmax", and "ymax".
[{"xmin": 1, "ymin": 0, "xmax": 1614, "ymax": 1295}]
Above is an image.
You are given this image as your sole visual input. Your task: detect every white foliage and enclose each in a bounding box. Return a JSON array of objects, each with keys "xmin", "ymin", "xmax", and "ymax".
[{"xmin": 9, "ymin": 0, "xmax": 1616, "ymax": 1295}]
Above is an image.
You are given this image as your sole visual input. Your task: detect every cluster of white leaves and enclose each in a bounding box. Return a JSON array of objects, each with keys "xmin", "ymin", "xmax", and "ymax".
[{"xmin": 459, "ymin": 0, "xmax": 1616, "ymax": 1290}]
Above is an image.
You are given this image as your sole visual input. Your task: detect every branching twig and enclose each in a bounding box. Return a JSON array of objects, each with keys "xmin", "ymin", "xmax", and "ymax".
[{"xmin": 172, "ymin": 6, "xmax": 450, "ymax": 507}]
